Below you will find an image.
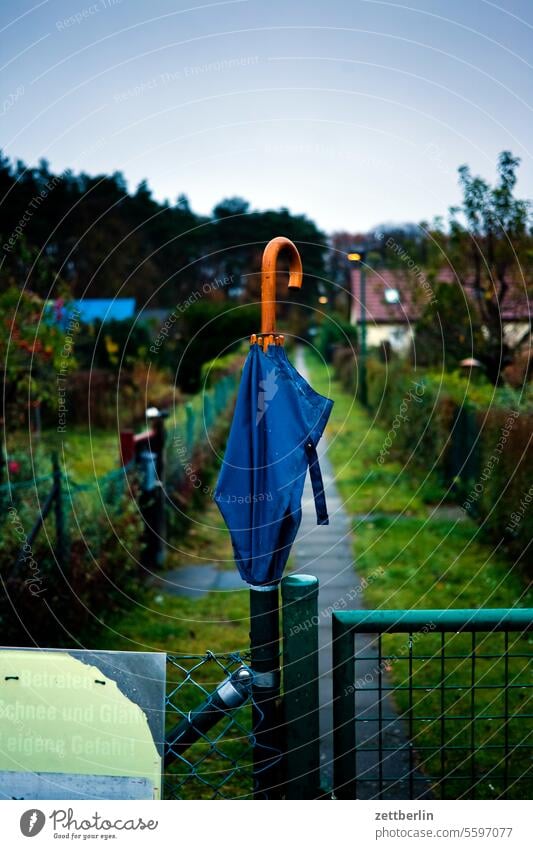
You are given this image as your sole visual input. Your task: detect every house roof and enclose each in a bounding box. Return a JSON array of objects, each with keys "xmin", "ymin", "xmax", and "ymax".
[{"xmin": 350, "ymin": 268, "xmax": 531, "ymax": 325}]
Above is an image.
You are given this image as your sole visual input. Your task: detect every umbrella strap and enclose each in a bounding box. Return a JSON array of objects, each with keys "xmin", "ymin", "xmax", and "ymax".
[{"xmin": 304, "ymin": 440, "xmax": 329, "ymax": 526}]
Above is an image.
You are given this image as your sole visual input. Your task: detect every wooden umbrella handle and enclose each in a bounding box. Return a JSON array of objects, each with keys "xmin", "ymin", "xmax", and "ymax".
[{"xmin": 251, "ymin": 237, "xmax": 303, "ymax": 348}]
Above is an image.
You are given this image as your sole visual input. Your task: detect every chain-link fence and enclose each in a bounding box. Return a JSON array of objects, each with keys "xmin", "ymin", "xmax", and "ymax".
[{"xmin": 164, "ymin": 651, "xmax": 256, "ymax": 800}]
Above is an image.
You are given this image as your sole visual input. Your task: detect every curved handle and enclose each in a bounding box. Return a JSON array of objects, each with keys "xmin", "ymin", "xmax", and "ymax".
[{"xmin": 261, "ymin": 236, "xmax": 303, "ymax": 335}]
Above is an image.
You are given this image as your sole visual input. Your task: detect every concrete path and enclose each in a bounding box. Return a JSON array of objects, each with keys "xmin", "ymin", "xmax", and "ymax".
[
  {"xmin": 293, "ymin": 348, "xmax": 430, "ymax": 798},
  {"xmin": 151, "ymin": 564, "xmax": 242, "ymax": 599}
]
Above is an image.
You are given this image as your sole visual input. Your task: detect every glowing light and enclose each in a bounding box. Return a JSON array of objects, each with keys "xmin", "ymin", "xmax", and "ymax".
[{"xmin": 384, "ymin": 288, "xmax": 400, "ymax": 304}]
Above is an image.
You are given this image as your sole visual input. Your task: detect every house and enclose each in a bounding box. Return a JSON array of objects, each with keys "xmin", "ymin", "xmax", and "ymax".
[{"xmin": 350, "ymin": 267, "xmax": 531, "ymax": 353}]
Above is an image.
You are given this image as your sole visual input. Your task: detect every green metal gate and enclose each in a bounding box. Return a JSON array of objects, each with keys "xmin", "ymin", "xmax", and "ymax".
[
  {"xmin": 333, "ymin": 608, "xmax": 533, "ymax": 800},
  {"xmin": 162, "ymin": 595, "xmax": 532, "ymax": 800}
]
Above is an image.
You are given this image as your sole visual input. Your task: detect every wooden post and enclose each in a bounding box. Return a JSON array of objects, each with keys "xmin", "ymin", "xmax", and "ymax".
[{"xmin": 119, "ymin": 430, "xmax": 135, "ymax": 466}]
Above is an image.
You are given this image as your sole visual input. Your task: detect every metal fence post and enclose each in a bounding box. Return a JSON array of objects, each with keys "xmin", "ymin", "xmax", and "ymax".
[
  {"xmin": 332, "ymin": 612, "xmax": 356, "ymax": 799},
  {"xmin": 138, "ymin": 450, "xmax": 162, "ymax": 571},
  {"xmin": 185, "ymin": 403, "xmax": 195, "ymax": 455},
  {"xmin": 249, "ymin": 583, "xmax": 282, "ymax": 799},
  {"xmin": 52, "ymin": 452, "xmax": 67, "ymax": 572},
  {"xmin": 281, "ymin": 574, "xmax": 320, "ymax": 799}
]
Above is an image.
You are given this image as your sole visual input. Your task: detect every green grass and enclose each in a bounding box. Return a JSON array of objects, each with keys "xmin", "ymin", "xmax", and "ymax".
[
  {"xmin": 6, "ymin": 425, "xmax": 120, "ymax": 480},
  {"xmin": 168, "ymin": 498, "xmax": 237, "ymax": 570},
  {"xmin": 306, "ymin": 351, "xmax": 532, "ymax": 799}
]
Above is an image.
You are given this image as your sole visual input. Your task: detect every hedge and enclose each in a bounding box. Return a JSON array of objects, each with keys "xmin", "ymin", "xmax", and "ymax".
[{"xmin": 333, "ymin": 348, "xmax": 533, "ymax": 576}]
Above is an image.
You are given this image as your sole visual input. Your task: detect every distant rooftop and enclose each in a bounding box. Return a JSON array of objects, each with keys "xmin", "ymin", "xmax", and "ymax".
[{"xmin": 350, "ymin": 268, "xmax": 530, "ymax": 325}]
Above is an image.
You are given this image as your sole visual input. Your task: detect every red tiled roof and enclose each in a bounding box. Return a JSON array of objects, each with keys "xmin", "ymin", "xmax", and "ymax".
[{"xmin": 350, "ymin": 268, "xmax": 531, "ymax": 324}]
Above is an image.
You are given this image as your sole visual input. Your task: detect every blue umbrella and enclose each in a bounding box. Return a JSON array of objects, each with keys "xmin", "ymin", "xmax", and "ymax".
[
  {"xmin": 213, "ymin": 237, "xmax": 334, "ymax": 798},
  {"xmin": 214, "ymin": 237, "xmax": 333, "ymax": 586}
]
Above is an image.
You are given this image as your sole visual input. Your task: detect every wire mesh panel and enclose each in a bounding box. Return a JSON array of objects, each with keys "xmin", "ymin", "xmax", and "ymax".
[
  {"xmin": 333, "ymin": 609, "xmax": 533, "ymax": 801},
  {"xmin": 164, "ymin": 652, "xmax": 254, "ymax": 799}
]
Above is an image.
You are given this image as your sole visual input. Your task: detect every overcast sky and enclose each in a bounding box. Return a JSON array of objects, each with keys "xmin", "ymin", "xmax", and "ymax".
[{"xmin": 1, "ymin": 0, "xmax": 532, "ymax": 232}]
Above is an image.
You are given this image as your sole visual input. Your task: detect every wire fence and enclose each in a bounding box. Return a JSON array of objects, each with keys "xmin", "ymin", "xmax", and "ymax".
[
  {"xmin": 164, "ymin": 651, "xmax": 255, "ymax": 800},
  {"xmin": 0, "ymin": 370, "xmax": 240, "ymax": 644},
  {"xmin": 0, "ymin": 370, "xmax": 240, "ymax": 571}
]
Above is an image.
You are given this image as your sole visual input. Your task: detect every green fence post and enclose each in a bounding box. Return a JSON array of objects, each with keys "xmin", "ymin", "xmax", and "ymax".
[
  {"xmin": 204, "ymin": 394, "xmax": 213, "ymax": 432},
  {"xmin": 214, "ymin": 381, "xmax": 223, "ymax": 413},
  {"xmin": 332, "ymin": 612, "xmax": 356, "ymax": 799},
  {"xmin": 281, "ymin": 574, "xmax": 320, "ymax": 799}
]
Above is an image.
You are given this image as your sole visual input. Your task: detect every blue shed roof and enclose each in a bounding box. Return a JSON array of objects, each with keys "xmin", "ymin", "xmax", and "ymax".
[{"xmin": 69, "ymin": 299, "xmax": 136, "ymax": 323}]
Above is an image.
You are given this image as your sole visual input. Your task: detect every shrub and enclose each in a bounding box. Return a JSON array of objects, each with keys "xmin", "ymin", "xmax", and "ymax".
[
  {"xmin": 174, "ymin": 302, "xmax": 260, "ymax": 392},
  {"xmin": 0, "ymin": 482, "xmax": 144, "ymax": 646},
  {"xmin": 316, "ymin": 312, "xmax": 357, "ymax": 363}
]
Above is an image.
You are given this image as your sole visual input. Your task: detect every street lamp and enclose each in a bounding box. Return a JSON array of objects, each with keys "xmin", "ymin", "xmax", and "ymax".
[{"xmin": 347, "ymin": 246, "xmax": 368, "ymax": 406}]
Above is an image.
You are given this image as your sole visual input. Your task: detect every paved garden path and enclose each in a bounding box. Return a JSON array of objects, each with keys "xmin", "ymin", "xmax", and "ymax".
[{"xmin": 293, "ymin": 348, "xmax": 429, "ymax": 798}]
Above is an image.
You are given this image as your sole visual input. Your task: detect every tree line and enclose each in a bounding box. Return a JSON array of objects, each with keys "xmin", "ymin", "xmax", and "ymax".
[{"xmin": 0, "ymin": 153, "xmax": 327, "ymax": 310}]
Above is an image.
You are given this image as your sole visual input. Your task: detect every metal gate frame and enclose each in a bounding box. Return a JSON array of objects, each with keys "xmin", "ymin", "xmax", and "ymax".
[{"xmin": 333, "ymin": 608, "xmax": 533, "ymax": 800}]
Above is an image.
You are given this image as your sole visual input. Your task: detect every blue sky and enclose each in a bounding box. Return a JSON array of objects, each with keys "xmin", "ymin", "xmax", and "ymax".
[{"xmin": 1, "ymin": 0, "xmax": 532, "ymax": 231}]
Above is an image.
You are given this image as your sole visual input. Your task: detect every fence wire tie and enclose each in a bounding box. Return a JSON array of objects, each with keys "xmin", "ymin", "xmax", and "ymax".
[{"xmin": 251, "ymin": 669, "xmax": 280, "ymax": 689}]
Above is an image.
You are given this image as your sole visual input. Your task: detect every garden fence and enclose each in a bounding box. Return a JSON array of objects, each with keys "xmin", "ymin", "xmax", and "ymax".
[
  {"xmin": 333, "ymin": 608, "xmax": 533, "ymax": 800},
  {"xmin": 0, "ymin": 371, "xmax": 239, "ymax": 584}
]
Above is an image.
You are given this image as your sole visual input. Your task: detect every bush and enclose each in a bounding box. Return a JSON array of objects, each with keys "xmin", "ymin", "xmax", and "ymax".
[
  {"xmin": 474, "ymin": 408, "xmax": 532, "ymax": 574},
  {"xmin": 200, "ymin": 350, "xmax": 244, "ymax": 388},
  {"xmin": 0, "ymin": 482, "xmax": 144, "ymax": 646},
  {"xmin": 173, "ymin": 302, "xmax": 260, "ymax": 392},
  {"xmin": 316, "ymin": 312, "xmax": 357, "ymax": 363}
]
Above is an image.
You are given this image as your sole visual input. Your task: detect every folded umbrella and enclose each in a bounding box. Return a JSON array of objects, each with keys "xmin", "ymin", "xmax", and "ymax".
[
  {"xmin": 214, "ymin": 238, "xmax": 333, "ymax": 587},
  {"xmin": 213, "ymin": 237, "xmax": 334, "ymax": 798}
]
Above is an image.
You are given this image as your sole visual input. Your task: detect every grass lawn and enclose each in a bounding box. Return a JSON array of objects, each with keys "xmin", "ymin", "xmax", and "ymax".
[
  {"xmin": 6, "ymin": 426, "xmax": 121, "ymax": 480},
  {"xmin": 92, "ymin": 499, "xmax": 249, "ymax": 657},
  {"xmin": 306, "ymin": 351, "xmax": 532, "ymax": 799}
]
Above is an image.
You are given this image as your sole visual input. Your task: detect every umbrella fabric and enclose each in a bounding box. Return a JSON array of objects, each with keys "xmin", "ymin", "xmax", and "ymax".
[{"xmin": 214, "ymin": 344, "xmax": 333, "ymax": 586}]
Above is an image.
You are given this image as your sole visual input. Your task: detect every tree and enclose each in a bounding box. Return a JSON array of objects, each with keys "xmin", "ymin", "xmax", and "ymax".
[
  {"xmin": 448, "ymin": 151, "xmax": 532, "ymax": 384},
  {"xmin": 0, "ymin": 285, "xmax": 70, "ymax": 423},
  {"xmin": 413, "ymin": 281, "xmax": 485, "ymax": 369}
]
